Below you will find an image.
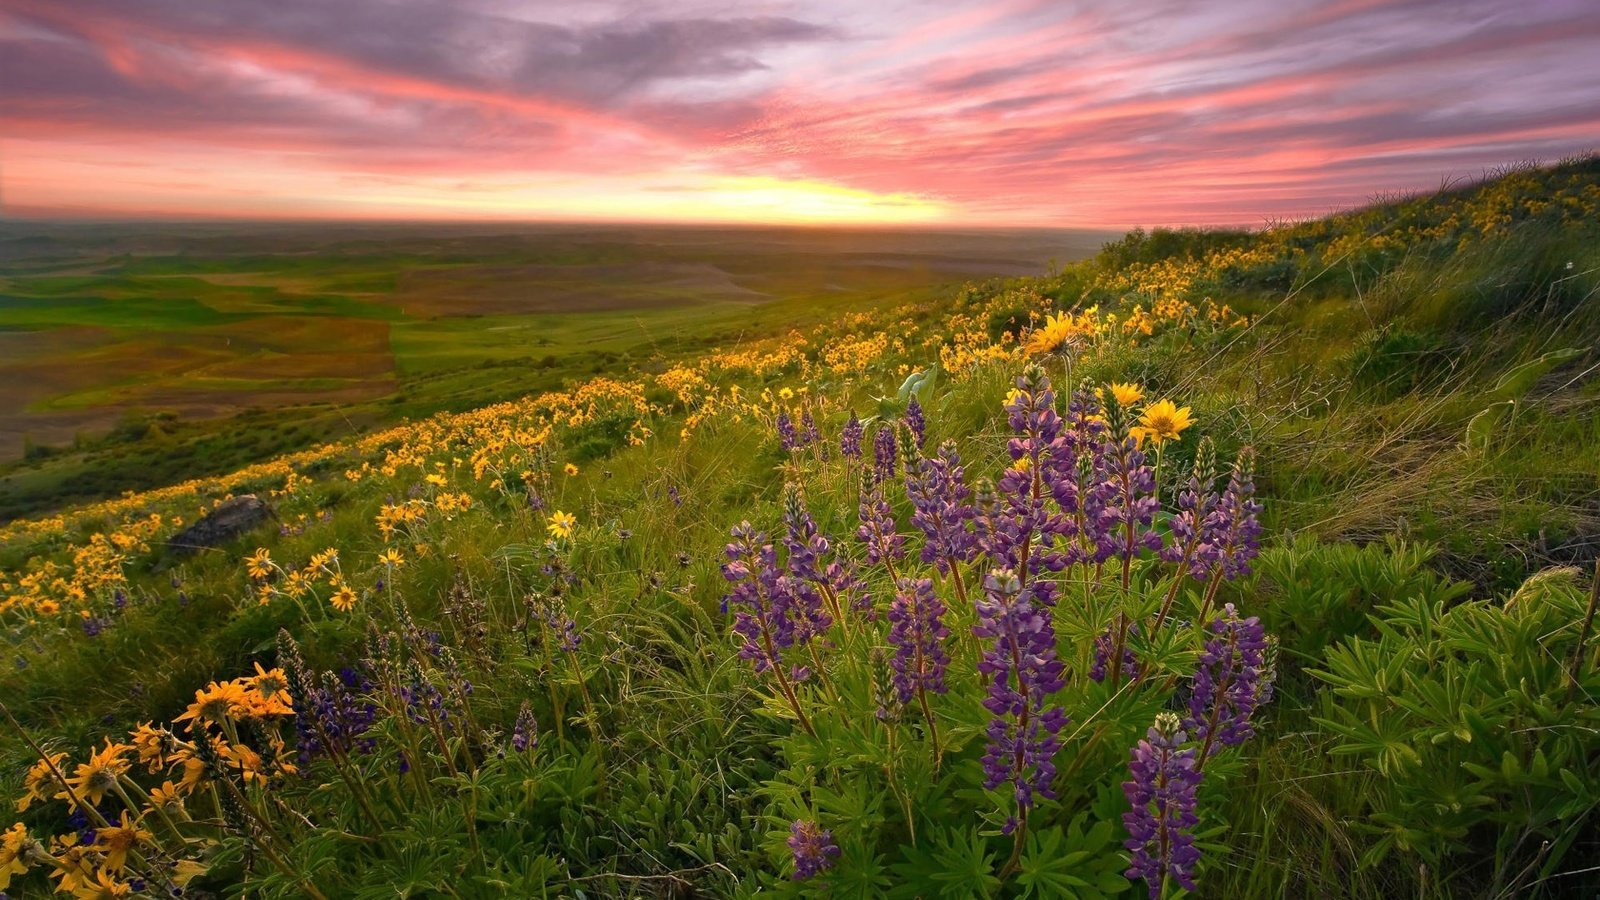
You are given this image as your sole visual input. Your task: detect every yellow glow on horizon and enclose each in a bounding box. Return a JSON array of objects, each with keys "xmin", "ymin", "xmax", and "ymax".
[
  {"xmin": 350, "ymin": 175, "xmax": 952, "ymax": 225},
  {"xmin": 5, "ymin": 140, "xmax": 955, "ymax": 224}
]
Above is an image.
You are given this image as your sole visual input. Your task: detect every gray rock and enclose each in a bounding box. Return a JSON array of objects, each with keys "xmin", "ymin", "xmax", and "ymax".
[{"xmin": 167, "ymin": 495, "xmax": 274, "ymax": 554}]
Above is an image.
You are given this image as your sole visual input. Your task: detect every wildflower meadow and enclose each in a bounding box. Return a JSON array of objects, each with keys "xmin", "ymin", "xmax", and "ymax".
[{"xmin": 2, "ymin": 159, "xmax": 1599, "ymax": 898}]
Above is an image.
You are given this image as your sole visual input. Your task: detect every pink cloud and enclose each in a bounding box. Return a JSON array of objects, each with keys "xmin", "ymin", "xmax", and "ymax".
[{"xmin": 1, "ymin": 0, "xmax": 1596, "ymax": 225}]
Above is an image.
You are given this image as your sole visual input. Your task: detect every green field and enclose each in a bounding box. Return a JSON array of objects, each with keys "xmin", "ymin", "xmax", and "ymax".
[{"xmin": 0, "ymin": 224, "xmax": 1110, "ymax": 520}]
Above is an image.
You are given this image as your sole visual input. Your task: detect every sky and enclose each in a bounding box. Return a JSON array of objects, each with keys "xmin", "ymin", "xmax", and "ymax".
[{"xmin": 2, "ymin": 0, "xmax": 1597, "ymax": 227}]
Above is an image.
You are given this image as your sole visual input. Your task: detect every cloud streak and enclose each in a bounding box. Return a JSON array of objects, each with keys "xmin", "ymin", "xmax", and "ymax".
[{"xmin": 2, "ymin": 0, "xmax": 1596, "ymax": 224}]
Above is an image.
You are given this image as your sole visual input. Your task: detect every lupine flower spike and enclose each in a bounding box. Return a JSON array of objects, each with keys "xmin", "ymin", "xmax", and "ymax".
[
  {"xmin": 840, "ymin": 412, "xmax": 863, "ymax": 460},
  {"xmin": 906, "ymin": 395, "xmax": 927, "ymax": 448},
  {"xmin": 973, "ymin": 569, "xmax": 1067, "ymax": 862},
  {"xmin": 1123, "ymin": 712, "xmax": 1202, "ymax": 898},
  {"xmin": 1185, "ymin": 603, "xmax": 1269, "ymax": 768},
  {"xmin": 887, "ymin": 576, "xmax": 950, "ymax": 766}
]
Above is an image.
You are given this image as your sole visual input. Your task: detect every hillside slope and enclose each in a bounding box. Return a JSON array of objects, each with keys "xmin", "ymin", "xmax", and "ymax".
[{"xmin": 2, "ymin": 159, "xmax": 1598, "ymax": 899}]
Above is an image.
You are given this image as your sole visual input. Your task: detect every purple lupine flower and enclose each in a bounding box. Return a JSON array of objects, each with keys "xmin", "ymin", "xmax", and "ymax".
[
  {"xmin": 1185, "ymin": 603, "xmax": 1268, "ymax": 757},
  {"xmin": 906, "ymin": 395, "xmax": 927, "ymax": 448},
  {"xmin": 396, "ymin": 663, "xmax": 453, "ymax": 725},
  {"xmin": 1097, "ymin": 416, "xmax": 1164, "ymax": 571},
  {"xmin": 1089, "ymin": 623, "xmax": 1142, "ymax": 684},
  {"xmin": 906, "ymin": 441, "xmax": 978, "ymax": 574},
  {"xmin": 1045, "ymin": 385, "xmax": 1110, "ymax": 568},
  {"xmin": 857, "ymin": 478, "xmax": 906, "ymax": 567},
  {"xmin": 283, "ymin": 630, "xmax": 379, "ymax": 763},
  {"xmin": 788, "ymin": 819, "xmax": 841, "ymax": 880},
  {"xmin": 841, "ymin": 412, "xmax": 864, "ymax": 460},
  {"xmin": 303, "ymin": 669, "xmax": 379, "ymax": 762},
  {"xmin": 973, "ymin": 569, "xmax": 1068, "ymax": 829},
  {"xmin": 886, "ymin": 577, "xmax": 950, "ymax": 705},
  {"xmin": 785, "ymin": 484, "xmax": 868, "ymax": 620},
  {"xmin": 800, "ymin": 407, "xmax": 821, "ymax": 448},
  {"xmin": 549, "ymin": 608, "xmax": 582, "ymax": 653},
  {"xmin": 722, "ymin": 522, "xmax": 826, "ymax": 674},
  {"xmin": 1123, "ymin": 712, "xmax": 1202, "ymax": 898},
  {"xmin": 776, "ymin": 410, "xmax": 799, "ymax": 453},
  {"xmin": 872, "ymin": 423, "xmax": 898, "ymax": 484},
  {"xmin": 1211, "ymin": 448, "xmax": 1262, "ymax": 580},
  {"xmin": 1162, "ymin": 436, "xmax": 1223, "ymax": 579},
  {"xmin": 989, "ymin": 367, "xmax": 1072, "ymax": 600},
  {"xmin": 783, "ymin": 483, "xmax": 829, "ymax": 585},
  {"xmin": 511, "ymin": 701, "xmax": 538, "ymax": 752},
  {"xmin": 722, "ymin": 522, "xmax": 796, "ymax": 672}
]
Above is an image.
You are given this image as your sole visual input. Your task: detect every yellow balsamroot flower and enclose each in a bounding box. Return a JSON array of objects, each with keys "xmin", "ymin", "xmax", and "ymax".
[
  {"xmin": 1134, "ymin": 399, "xmax": 1194, "ymax": 446},
  {"xmin": 245, "ymin": 548, "xmax": 273, "ymax": 580},
  {"xmin": 330, "ymin": 585, "xmax": 358, "ymax": 613},
  {"xmin": 17, "ymin": 752, "xmax": 68, "ymax": 812},
  {"xmin": 564, "ymin": 463, "xmax": 580, "ymax": 476},
  {"xmin": 1023, "ymin": 313, "xmax": 1077, "ymax": 356},
  {"xmin": 174, "ymin": 681, "xmax": 250, "ymax": 731},
  {"xmin": 1108, "ymin": 382, "xmax": 1144, "ymax": 407},
  {"xmin": 248, "ymin": 662, "xmax": 292, "ymax": 709},
  {"xmin": 547, "ymin": 510, "xmax": 577, "ymax": 540},
  {"xmin": 74, "ymin": 867, "xmax": 134, "ymax": 898},
  {"xmin": 1, "ymin": 821, "xmax": 32, "ymax": 889},
  {"xmin": 129, "ymin": 723, "xmax": 167, "ymax": 773},
  {"xmin": 95, "ymin": 810, "xmax": 152, "ymax": 873},
  {"xmin": 61, "ymin": 739, "xmax": 132, "ymax": 806},
  {"xmin": 147, "ymin": 781, "xmax": 185, "ymax": 813},
  {"xmin": 378, "ymin": 548, "xmax": 405, "ymax": 569}
]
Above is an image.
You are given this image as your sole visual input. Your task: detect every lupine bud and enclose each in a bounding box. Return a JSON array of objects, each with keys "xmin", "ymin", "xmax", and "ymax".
[{"xmin": 776, "ymin": 410, "xmax": 799, "ymax": 453}]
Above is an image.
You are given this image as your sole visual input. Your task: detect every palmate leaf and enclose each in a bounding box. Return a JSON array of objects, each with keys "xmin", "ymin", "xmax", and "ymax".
[
  {"xmin": 828, "ymin": 842, "xmax": 895, "ymax": 900},
  {"xmin": 889, "ymin": 825, "xmax": 1001, "ymax": 899},
  {"xmin": 1016, "ymin": 813, "xmax": 1130, "ymax": 899}
]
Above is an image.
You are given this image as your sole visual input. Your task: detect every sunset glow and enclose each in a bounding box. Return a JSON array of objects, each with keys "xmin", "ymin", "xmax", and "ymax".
[{"xmin": 2, "ymin": 0, "xmax": 1598, "ymax": 226}]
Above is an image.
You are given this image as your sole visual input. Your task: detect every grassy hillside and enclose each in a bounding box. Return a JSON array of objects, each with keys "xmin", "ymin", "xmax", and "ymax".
[
  {"xmin": 1, "ymin": 159, "xmax": 1598, "ymax": 899},
  {"xmin": 0, "ymin": 225, "xmax": 1104, "ymax": 521}
]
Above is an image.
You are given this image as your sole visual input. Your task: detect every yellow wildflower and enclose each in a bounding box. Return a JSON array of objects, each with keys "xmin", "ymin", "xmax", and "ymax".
[
  {"xmin": 1133, "ymin": 399, "xmax": 1194, "ymax": 446},
  {"xmin": 330, "ymin": 585, "xmax": 358, "ymax": 613},
  {"xmin": 245, "ymin": 548, "xmax": 273, "ymax": 580},
  {"xmin": 547, "ymin": 510, "xmax": 577, "ymax": 540},
  {"xmin": 1108, "ymin": 382, "xmax": 1144, "ymax": 407}
]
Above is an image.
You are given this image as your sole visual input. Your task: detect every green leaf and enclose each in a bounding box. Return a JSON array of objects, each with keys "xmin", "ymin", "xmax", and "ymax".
[
  {"xmin": 1463, "ymin": 400, "xmax": 1514, "ymax": 452},
  {"xmin": 1490, "ymin": 347, "xmax": 1583, "ymax": 399}
]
